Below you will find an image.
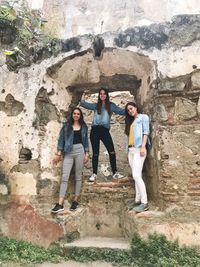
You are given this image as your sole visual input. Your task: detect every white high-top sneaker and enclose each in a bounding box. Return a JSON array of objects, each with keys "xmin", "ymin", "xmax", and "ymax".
[
  {"xmin": 113, "ymin": 172, "xmax": 124, "ymax": 179},
  {"xmin": 89, "ymin": 173, "xmax": 97, "ymax": 182}
]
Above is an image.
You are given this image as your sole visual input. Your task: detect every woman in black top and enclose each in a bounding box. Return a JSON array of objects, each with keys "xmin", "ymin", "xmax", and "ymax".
[{"xmin": 51, "ymin": 107, "xmax": 89, "ymax": 213}]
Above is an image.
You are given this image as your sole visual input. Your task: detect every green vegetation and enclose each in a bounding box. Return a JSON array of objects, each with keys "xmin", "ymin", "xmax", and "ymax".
[
  {"xmin": 0, "ymin": 0, "xmax": 53, "ymax": 70},
  {"xmin": 0, "ymin": 0, "xmax": 48, "ymax": 45},
  {"xmin": 0, "ymin": 235, "xmax": 62, "ymax": 265},
  {"xmin": 130, "ymin": 233, "xmax": 200, "ymax": 267},
  {"xmin": 1, "ymin": 233, "xmax": 200, "ymax": 266}
]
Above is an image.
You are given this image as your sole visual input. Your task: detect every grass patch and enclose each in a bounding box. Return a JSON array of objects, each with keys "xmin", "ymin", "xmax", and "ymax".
[
  {"xmin": 0, "ymin": 233, "xmax": 200, "ymax": 266},
  {"xmin": 0, "ymin": 235, "xmax": 62, "ymax": 265},
  {"xmin": 130, "ymin": 232, "xmax": 200, "ymax": 267}
]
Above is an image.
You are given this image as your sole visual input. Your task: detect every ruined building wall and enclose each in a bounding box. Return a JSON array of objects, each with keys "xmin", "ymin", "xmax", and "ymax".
[
  {"xmin": 0, "ymin": 0, "xmax": 200, "ymax": 232},
  {"xmin": 26, "ymin": 0, "xmax": 200, "ymax": 38}
]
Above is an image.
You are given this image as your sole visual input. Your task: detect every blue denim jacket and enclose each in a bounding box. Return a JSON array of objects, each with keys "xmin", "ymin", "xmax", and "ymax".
[
  {"xmin": 127, "ymin": 113, "xmax": 151, "ymax": 149},
  {"xmin": 80, "ymin": 101, "xmax": 125, "ymax": 129},
  {"xmin": 57, "ymin": 122, "xmax": 89, "ymax": 154}
]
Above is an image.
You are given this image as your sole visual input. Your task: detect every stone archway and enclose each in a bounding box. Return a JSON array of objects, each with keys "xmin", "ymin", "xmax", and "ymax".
[
  {"xmin": 42, "ymin": 47, "xmax": 157, "ymax": 197},
  {"xmin": 46, "ymin": 48, "xmax": 156, "ymax": 105}
]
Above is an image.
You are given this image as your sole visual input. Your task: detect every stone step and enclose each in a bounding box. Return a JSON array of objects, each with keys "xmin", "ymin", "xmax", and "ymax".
[
  {"xmin": 63, "ymin": 236, "xmax": 130, "ymax": 250},
  {"xmin": 81, "ymin": 177, "xmax": 134, "ymax": 200},
  {"xmin": 83, "ymin": 177, "xmax": 134, "ymax": 190}
]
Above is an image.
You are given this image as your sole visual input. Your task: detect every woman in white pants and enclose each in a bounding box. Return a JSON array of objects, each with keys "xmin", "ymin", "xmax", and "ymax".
[{"xmin": 125, "ymin": 102, "xmax": 150, "ymax": 213}]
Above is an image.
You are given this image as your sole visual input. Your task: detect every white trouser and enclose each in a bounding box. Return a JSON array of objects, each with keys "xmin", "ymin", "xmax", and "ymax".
[{"xmin": 128, "ymin": 147, "xmax": 147, "ymax": 204}]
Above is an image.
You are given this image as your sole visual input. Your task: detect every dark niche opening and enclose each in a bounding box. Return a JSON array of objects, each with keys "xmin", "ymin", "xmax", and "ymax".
[
  {"xmin": 92, "ymin": 36, "xmax": 105, "ymax": 57},
  {"xmin": 19, "ymin": 147, "xmax": 32, "ymax": 164}
]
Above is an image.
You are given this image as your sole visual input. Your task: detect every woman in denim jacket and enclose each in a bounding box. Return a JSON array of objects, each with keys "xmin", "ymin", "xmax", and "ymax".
[
  {"xmin": 125, "ymin": 102, "xmax": 150, "ymax": 213},
  {"xmin": 80, "ymin": 88, "xmax": 125, "ymax": 182},
  {"xmin": 51, "ymin": 107, "xmax": 89, "ymax": 213}
]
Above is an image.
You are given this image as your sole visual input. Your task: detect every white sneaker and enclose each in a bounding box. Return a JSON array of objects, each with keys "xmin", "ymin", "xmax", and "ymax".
[
  {"xmin": 113, "ymin": 172, "xmax": 124, "ymax": 179},
  {"xmin": 89, "ymin": 173, "xmax": 97, "ymax": 182}
]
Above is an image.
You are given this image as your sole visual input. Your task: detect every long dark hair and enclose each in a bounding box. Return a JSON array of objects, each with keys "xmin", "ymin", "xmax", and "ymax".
[
  {"xmin": 124, "ymin": 102, "xmax": 139, "ymax": 136},
  {"xmin": 66, "ymin": 107, "xmax": 87, "ymax": 137},
  {"xmin": 96, "ymin": 88, "xmax": 111, "ymax": 115}
]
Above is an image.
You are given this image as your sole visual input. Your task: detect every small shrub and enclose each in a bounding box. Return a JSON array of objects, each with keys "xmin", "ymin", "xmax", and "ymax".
[
  {"xmin": 130, "ymin": 232, "xmax": 200, "ymax": 267},
  {"xmin": 0, "ymin": 235, "xmax": 62, "ymax": 264}
]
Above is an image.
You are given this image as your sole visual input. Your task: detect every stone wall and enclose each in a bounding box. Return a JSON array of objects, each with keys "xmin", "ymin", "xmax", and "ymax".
[
  {"xmin": 0, "ymin": 0, "xmax": 200, "ymax": 245},
  {"xmin": 25, "ymin": 0, "xmax": 200, "ymax": 39}
]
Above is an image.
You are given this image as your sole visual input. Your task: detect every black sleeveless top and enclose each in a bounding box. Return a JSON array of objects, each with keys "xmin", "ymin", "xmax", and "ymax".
[{"xmin": 73, "ymin": 129, "xmax": 82, "ymax": 144}]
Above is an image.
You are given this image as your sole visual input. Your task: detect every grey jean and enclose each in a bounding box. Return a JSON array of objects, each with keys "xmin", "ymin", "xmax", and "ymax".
[{"xmin": 59, "ymin": 144, "xmax": 84, "ymax": 197}]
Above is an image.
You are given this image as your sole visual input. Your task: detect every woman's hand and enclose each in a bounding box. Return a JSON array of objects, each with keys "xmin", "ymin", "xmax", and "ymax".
[
  {"xmin": 53, "ymin": 154, "xmax": 62, "ymax": 165},
  {"xmin": 140, "ymin": 146, "xmax": 146, "ymax": 157},
  {"xmin": 81, "ymin": 93, "xmax": 86, "ymax": 101},
  {"xmin": 84, "ymin": 153, "xmax": 89, "ymax": 164}
]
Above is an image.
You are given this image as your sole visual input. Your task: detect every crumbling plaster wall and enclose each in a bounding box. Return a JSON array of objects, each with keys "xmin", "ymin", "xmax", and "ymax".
[
  {"xmin": 26, "ymin": 0, "xmax": 200, "ymax": 39},
  {"xmin": 0, "ymin": 0, "xmax": 200, "ymax": 213},
  {"xmin": 0, "ymin": 54, "xmax": 72, "ymax": 196},
  {"xmin": 0, "ymin": 47, "xmax": 156, "ymax": 197}
]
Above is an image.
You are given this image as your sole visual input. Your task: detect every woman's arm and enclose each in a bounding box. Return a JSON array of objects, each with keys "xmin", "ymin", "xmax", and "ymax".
[
  {"xmin": 142, "ymin": 114, "xmax": 150, "ymax": 135},
  {"xmin": 80, "ymin": 93, "xmax": 97, "ymax": 110},
  {"xmin": 83, "ymin": 126, "xmax": 89, "ymax": 153},
  {"xmin": 140, "ymin": 134, "xmax": 148, "ymax": 157},
  {"xmin": 80, "ymin": 100, "xmax": 97, "ymax": 110},
  {"xmin": 111, "ymin": 102, "xmax": 125, "ymax": 115},
  {"xmin": 140, "ymin": 114, "xmax": 150, "ymax": 157},
  {"xmin": 57, "ymin": 124, "xmax": 65, "ymax": 151},
  {"xmin": 53, "ymin": 124, "xmax": 65, "ymax": 165},
  {"xmin": 83, "ymin": 126, "xmax": 90, "ymax": 163}
]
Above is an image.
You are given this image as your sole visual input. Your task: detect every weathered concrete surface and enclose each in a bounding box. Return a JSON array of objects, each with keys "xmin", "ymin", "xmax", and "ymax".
[
  {"xmin": 26, "ymin": 0, "xmax": 200, "ymax": 38},
  {"xmin": 0, "ymin": 48, "xmax": 156, "ymax": 197},
  {"xmin": 80, "ymin": 179, "xmax": 135, "ymax": 237},
  {"xmin": 64, "ymin": 236, "xmax": 130, "ymax": 249},
  {"xmin": 0, "ymin": 0, "xmax": 200, "ymax": 249},
  {"xmin": 124, "ymin": 209, "xmax": 200, "ymax": 247},
  {"xmin": 0, "ymin": 196, "xmax": 64, "ymax": 247}
]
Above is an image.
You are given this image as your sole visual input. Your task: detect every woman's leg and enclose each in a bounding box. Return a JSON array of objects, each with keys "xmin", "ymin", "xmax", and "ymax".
[
  {"xmin": 74, "ymin": 144, "xmax": 85, "ymax": 197},
  {"xmin": 128, "ymin": 147, "xmax": 147, "ymax": 204},
  {"xmin": 100, "ymin": 127, "xmax": 117, "ymax": 174},
  {"xmin": 59, "ymin": 153, "xmax": 74, "ymax": 204},
  {"xmin": 90, "ymin": 127, "xmax": 100, "ymax": 174},
  {"xmin": 128, "ymin": 149, "xmax": 141, "ymax": 203}
]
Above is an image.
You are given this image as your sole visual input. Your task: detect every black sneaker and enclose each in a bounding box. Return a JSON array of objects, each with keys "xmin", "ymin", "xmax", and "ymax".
[
  {"xmin": 128, "ymin": 201, "xmax": 141, "ymax": 210},
  {"xmin": 70, "ymin": 201, "xmax": 79, "ymax": 211},
  {"xmin": 51, "ymin": 203, "xmax": 64, "ymax": 213}
]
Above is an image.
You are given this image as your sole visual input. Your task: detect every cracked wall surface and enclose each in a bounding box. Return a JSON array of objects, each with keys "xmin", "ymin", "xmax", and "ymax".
[
  {"xmin": 0, "ymin": 0, "xmax": 200, "ymax": 245},
  {"xmin": 25, "ymin": 0, "xmax": 200, "ymax": 39},
  {"xmin": 0, "ymin": 12, "xmax": 199, "ymax": 204}
]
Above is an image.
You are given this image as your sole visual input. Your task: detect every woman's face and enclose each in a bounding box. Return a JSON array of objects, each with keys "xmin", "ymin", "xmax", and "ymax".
[
  {"xmin": 99, "ymin": 89, "xmax": 107, "ymax": 101},
  {"xmin": 127, "ymin": 105, "xmax": 137, "ymax": 117},
  {"xmin": 72, "ymin": 109, "xmax": 81, "ymax": 121}
]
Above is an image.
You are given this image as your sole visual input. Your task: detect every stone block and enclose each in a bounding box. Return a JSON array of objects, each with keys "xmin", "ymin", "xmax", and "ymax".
[
  {"xmin": 191, "ymin": 71, "xmax": 200, "ymax": 89},
  {"xmin": 1, "ymin": 202, "xmax": 64, "ymax": 247},
  {"xmin": 174, "ymin": 98, "xmax": 197, "ymax": 121},
  {"xmin": 158, "ymin": 79, "xmax": 185, "ymax": 93}
]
